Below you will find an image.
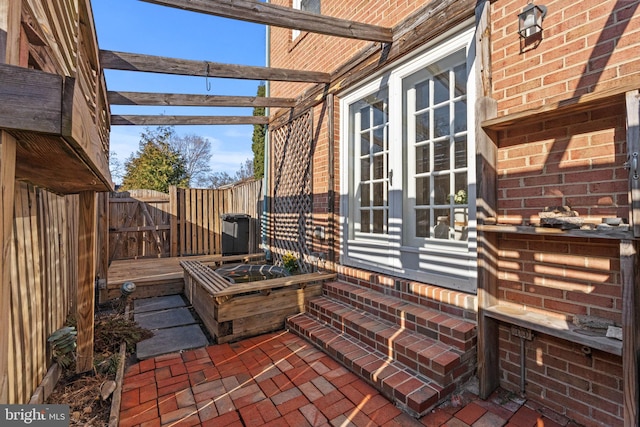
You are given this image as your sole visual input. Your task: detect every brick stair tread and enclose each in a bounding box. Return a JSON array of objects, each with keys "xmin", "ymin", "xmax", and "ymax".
[
  {"xmin": 323, "ymin": 281, "xmax": 476, "ymax": 351},
  {"xmin": 307, "ymin": 295, "xmax": 466, "ymax": 384},
  {"xmin": 287, "ymin": 312, "xmax": 454, "ymax": 417}
]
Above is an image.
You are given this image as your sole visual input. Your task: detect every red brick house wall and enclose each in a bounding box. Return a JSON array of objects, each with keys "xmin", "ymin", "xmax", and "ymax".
[
  {"xmin": 490, "ymin": 1, "xmax": 639, "ymax": 425},
  {"xmin": 492, "ymin": 0, "xmax": 640, "ymax": 115},
  {"xmin": 266, "ymin": 0, "xmax": 639, "ymax": 424}
]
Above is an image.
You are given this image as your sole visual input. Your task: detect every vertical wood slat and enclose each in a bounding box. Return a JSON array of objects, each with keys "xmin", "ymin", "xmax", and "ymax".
[
  {"xmin": 1, "ymin": 0, "xmax": 21, "ymax": 403},
  {"xmin": 626, "ymin": 90, "xmax": 640, "ymax": 236},
  {"xmin": 96, "ymin": 192, "xmax": 109, "ymax": 303},
  {"xmin": 76, "ymin": 191, "xmax": 96, "ymax": 374},
  {"xmin": 196, "ymin": 189, "xmax": 203, "ymax": 254},
  {"xmin": 623, "ymin": 90, "xmax": 640, "ymax": 426},
  {"xmin": 473, "ymin": 0, "xmax": 501, "ymax": 400},
  {"xmin": 621, "ymin": 240, "xmax": 639, "ymax": 427},
  {"xmin": 1, "ymin": 131, "xmax": 17, "ymax": 403},
  {"xmin": 170, "ymin": 186, "xmax": 178, "ymax": 256},
  {"xmin": 179, "ymin": 188, "xmax": 186, "ymax": 256}
]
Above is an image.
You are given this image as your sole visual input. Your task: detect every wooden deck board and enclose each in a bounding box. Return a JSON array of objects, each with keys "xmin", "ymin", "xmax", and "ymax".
[{"xmin": 106, "ymin": 253, "xmax": 265, "ymax": 300}]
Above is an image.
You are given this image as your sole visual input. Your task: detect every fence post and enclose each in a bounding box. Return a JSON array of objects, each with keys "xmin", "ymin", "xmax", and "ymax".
[
  {"xmin": 169, "ymin": 186, "xmax": 178, "ymax": 257},
  {"xmin": 76, "ymin": 191, "xmax": 96, "ymax": 373}
]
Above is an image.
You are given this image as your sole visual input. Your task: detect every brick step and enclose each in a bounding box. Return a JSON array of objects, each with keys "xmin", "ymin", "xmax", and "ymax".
[
  {"xmin": 323, "ymin": 281, "xmax": 476, "ymax": 352},
  {"xmin": 287, "ymin": 312, "xmax": 454, "ymax": 417},
  {"xmin": 306, "ymin": 295, "xmax": 473, "ymax": 387}
]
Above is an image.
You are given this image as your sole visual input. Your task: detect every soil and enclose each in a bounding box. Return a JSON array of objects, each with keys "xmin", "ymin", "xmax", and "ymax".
[{"xmin": 47, "ymin": 301, "xmax": 152, "ymax": 427}]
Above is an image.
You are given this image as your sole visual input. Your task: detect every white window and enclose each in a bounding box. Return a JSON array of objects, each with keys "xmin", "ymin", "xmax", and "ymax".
[
  {"xmin": 340, "ymin": 26, "xmax": 477, "ymax": 293},
  {"xmin": 292, "ymin": 0, "xmax": 321, "ymax": 40}
]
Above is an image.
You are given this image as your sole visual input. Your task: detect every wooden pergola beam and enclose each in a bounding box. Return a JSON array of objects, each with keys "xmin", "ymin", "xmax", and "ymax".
[
  {"xmin": 140, "ymin": 0, "xmax": 393, "ymax": 43},
  {"xmin": 111, "ymin": 115, "xmax": 270, "ymax": 126},
  {"xmin": 100, "ymin": 50, "xmax": 331, "ymax": 83},
  {"xmin": 108, "ymin": 91, "xmax": 296, "ymax": 108}
]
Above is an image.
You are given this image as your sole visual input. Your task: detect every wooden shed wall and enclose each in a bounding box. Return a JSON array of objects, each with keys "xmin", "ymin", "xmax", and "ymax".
[{"xmin": 7, "ymin": 182, "xmax": 79, "ymax": 404}]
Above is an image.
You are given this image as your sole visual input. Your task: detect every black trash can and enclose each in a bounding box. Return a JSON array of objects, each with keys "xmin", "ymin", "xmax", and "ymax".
[{"xmin": 221, "ymin": 213, "xmax": 250, "ymax": 255}]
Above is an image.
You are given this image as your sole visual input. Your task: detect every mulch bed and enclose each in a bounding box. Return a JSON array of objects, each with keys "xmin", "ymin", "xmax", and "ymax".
[{"xmin": 47, "ymin": 302, "xmax": 152, "ymax": 426}]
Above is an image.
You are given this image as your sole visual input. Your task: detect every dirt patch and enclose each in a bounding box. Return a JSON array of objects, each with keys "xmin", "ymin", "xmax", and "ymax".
[{"xmin": 47, "ymin": 305, "xmax": 152, "ymax": 426}]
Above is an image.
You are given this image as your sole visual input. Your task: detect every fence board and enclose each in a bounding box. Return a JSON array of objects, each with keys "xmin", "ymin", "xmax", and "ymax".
[
  {"xmin": 7, "ymin": 184, "xmax": 76, "ymax": 403},
  {"xmin": 106, "ymin": 180, "xmax": 262, "ymax": 262}
]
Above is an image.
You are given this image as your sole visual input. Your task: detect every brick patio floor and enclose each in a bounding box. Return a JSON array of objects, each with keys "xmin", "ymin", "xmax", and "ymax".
[{"xmin": 119, "ymin": 330, "xmax": 580, "ymax": 427}]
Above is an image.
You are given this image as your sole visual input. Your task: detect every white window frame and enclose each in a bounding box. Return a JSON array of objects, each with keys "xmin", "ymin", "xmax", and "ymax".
[
  {"xmin": 292, "ymin": 0, "xmax": 321, "ymax": 40},
  {"xmin": 339, "ymin": 25, "xmax": 478, "ymax": 293}
]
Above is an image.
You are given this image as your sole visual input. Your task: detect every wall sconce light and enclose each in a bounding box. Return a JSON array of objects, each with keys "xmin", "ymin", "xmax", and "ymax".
[{"xmin": 518, "ymin": 2, "xmax": 547, "ymax": 39}]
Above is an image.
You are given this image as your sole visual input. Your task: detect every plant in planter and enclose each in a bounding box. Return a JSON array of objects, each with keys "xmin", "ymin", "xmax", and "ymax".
[{"xmin": 282, "ymin": 252, "xmax": 299, "ymax": 273}]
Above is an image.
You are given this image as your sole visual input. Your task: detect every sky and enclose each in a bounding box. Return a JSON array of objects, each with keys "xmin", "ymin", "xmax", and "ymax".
[{"xmin": 91, "ymin": 0, "xmax": 267, "ymax": 182}]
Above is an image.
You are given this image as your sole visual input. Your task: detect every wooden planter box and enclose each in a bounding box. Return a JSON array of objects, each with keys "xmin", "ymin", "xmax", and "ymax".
[{"xmin": 181, "ymin": 261, "xmax": 335, "ymax": 343}]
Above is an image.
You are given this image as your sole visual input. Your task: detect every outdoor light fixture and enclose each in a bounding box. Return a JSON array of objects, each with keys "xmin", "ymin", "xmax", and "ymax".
[{"xmin": 518, "ymin": 1, "xmax": 547, "ymax": 39}]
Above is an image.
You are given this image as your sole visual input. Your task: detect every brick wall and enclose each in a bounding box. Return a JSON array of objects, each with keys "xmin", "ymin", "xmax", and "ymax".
[
  {"xmin": 491, "ymin": 0, "xmax": 640, "ymax": 115},
  {"xmin": 499, "ymin": 325, "xmax": 623, "ymax": 426},
  {"xmin": 490, "ymin": 1, "xmax": 636, "ymax": 423},
  {"xmin": 497, "ymin": 104, "xmax": 628, "ymax": 224},
  {"xmin": 269, "ymin": 0, "xmax": 432, "ymax": 99},
  {"xmin": 497, "ymin": 235, "xmax": 621, "ymax": 324}
]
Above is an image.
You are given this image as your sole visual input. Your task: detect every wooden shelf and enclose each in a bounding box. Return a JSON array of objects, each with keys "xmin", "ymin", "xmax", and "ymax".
[
  {"xmin": 481, "ymin": 78, "xmax": 640, "ymax": 132},
  {"xmin": 484, "ymin": 305, "xmax": 622, "ymax": 356},
  {"xmin": 477, "ymin": 224, "xmax": 634, "ymax": 240}
]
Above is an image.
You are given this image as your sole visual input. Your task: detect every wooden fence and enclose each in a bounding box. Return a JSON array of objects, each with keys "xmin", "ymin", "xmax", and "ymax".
[
  {"xmin": 107, "ymin": 180, "xmax": 263, "ymax": 261},
  {"xmin": 8, "ymin": 183, "xmax": 79, "ymax": 404}
]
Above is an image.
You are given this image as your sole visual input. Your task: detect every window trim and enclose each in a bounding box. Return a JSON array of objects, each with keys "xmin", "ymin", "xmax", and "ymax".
[{"xmin": 339, "ymin": 25, "xmax": 478, "ymax": 293}]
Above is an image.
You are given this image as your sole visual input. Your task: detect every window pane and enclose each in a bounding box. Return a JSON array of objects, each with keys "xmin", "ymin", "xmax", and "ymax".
[
  {"xmin": 361, "ymin": 210, "xmax": 370, "ymax": 233},
  {"xmin": 454, "ymin": 136, "xmax": 467, "ymax": 168},
  {"xmin": 416, "ymin": 144, "xmax": 430, "ymax": 174},
  {"xmin": 416, "ymin": 112, "xmax": 429, "ymax": 142},
  {"xmin": 454, "ymin": 63, "xmax": 466, "ymax": 96},
  {"xmin": 416, "ymin": 209, "xmax": 429, "ymax": 237},
  {"xmin": 373, "ymin": 155, "xmax": 385, "ymax": 180},
  {"xmin": 360, "ymin": 132, "xmax": 370, "ymax": 156},
  {"xmin": 361, "ymin": 183, "xmax": 370, "ymax": 207},
  {"xmin": 373, "ymin": 182, "xmax": 385, "ymax": 206},
  {"xmin": 433, "ymin": 140, "xmax": 449, "ymax": 171},
  {"xmin": 455, "ymin": 173, "xmax": 467, "ymax": 203},
  {"xmin": 373, "ymin": 128, "xmax": 384, "ymax": 153},
  {"xmin": 373, "ymin": 210, "xmax": 385, "ymax": 233},
  {"xmin": 301, "ymin": 0, "xmax": 321, "ymax": 13},
  {"xmin": 434, "ymin": 175, "xmax": 450, "ymax": 205},
  {"xmin": 373, "ymin": 101, "xmax": 386, "ymax": 126},
  {"xmin": 361, "ymin": 158, "xmax": 370, "ymax": 180},
  {"xmin": 416, "ymin": 176, "xmax": 430, "ymax": 205},
  {"xmin": 416, "ymin": 80, "xmax": 429, "ymax": 110},
  {"xmin": 433, "ymin": 72, "xmax": 449, "ymax": 104},
  {"xmin": 360, "ymin": 106, "xmax": 370, "ymax": 130},
  {"xmin": 434, "ymin": 209, "xmax": 450, "ymax": 239},
  {"xmin": 434, "ymin": 106, "xmax": 450, "ymax": 138},
  {"xmin": 454, "ymin": 100, "xmax": 467, "ymax": 133}
]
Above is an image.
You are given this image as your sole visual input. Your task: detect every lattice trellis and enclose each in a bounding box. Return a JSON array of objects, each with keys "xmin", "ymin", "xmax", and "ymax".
[{"xmin": 271, "ymin": 111, "xmax": 313, "ymax": 273}]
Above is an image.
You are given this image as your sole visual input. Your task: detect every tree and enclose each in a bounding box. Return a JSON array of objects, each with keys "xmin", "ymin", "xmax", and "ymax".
[
  {"xmin": 251, "ymin": 83, "xmax": 266, "ymax": 179},
  {"xmin": 170, "ymin": 133, "xmax": 212, "ymax": 186},
  {"xmin": 201, "ymin": 159, "xmax": 254, "ymax": 189},
  {"xmin": 120, "ymin": 126, "xmax": 189, "ymax": 192},
  {"xmin": 109, "ymin": 151, "xmax": 124, "ymax": 185},
  {"xmin": 235, "ymin": 158, "xmax": 254, "ymax": 182},
  {"xmin": 202, "ymin": 171, "xmax": 234, "ymax": 189}
]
